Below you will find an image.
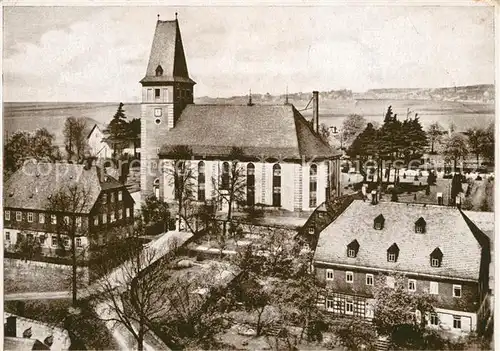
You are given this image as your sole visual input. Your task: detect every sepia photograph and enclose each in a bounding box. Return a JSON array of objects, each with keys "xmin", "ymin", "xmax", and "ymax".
[{"xmin": 2, "ymin": 2, "xmax": 496, "ymax": 350}]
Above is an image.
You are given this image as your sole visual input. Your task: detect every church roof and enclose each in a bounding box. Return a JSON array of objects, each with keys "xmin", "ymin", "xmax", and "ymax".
[
  {"xmin": 140, "ymin": 20, "xmax": 195, "ymax": 85},
  {"xmin": 158, "ymin": 104, "xmax": 339, "ymax": 160}
]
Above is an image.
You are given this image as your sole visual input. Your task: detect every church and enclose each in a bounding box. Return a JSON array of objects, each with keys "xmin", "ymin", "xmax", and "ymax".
[{"xmin": 140, "ymin": 15, "xmax": 341, "ymax": 213}]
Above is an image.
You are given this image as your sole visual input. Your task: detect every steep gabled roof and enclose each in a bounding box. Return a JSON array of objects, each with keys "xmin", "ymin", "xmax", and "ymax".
[
  {"xmin": 140, "ymin": 20, "xmax": 195, "ymax": 85},
  {"xmin": 313, "ymin": 200, "xmax": 483, "ymax": 280},
  {"xmin": 3, "ymin": 162, "xmax": 126, "ymax": 213},
  {"xmin": 158, "ymin": 104, "xmax": 339, "ymax": 160}
]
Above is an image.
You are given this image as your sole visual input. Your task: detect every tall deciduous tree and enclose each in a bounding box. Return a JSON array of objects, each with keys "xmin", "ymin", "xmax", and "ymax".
[
  {"xmin": 341, "ymin": 114, "xmax": 367, "ymax": 148},
  {"xmin": 4, "ymin": 129, "xmax": 61, "ymax": 177},
  {"xmin": 481, "ymin": 122, "xmax": 495, "ymax": 164},
  {"xmin": 443, "ymin": 133, "xmax": 469, "ymax": 171},
  {"xmin": 46, "ymin": 184, "xmax": 92, "ymax": 307},
  {"xmin": 465, "ymin": 128, "xmax": 487, "ymax": 169},
  {"xmin": 373, "ymin": 274, "xmax": 436, "ymax": 349},
  {"xmin": 141, "ymin": 195, "xmax": 170, "ymax": 228},
  {"xmin": 427, "ymin": 122, "xmax": 444, "ymax": 154},
  {"xmin": 63, "ymin": 117, "xmax": 88, "ymax": 161}
]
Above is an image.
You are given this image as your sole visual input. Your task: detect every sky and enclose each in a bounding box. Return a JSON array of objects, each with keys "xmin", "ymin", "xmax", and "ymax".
[{"xmin": 2, "ymin": 5, "xmax": 495, "ymax": 102}]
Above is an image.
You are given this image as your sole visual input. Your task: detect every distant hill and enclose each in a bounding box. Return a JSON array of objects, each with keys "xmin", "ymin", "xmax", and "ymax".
[{"xmin": 196, "ymin": 84, "xmax": 494, "ymax": 105}]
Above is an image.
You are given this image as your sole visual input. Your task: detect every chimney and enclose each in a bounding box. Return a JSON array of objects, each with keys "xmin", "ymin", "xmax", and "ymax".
[
  {"xmin": 437, "ymin": 192, "xmax": 443, "ymax": 206},
  {"xmin": 312, "ymin": 91, "xmax": 319, "ymax": 133},
  {"xmin": 5, "ymin": 316, "xmax": 16, "ymax": 337}
]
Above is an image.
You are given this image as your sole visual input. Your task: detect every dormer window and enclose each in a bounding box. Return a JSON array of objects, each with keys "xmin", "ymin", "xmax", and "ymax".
[
  {"xmin": 430, "ymin": 247, "xmax": 443, "ymax": 267},
  {"xmin": 387, "ymin": 243, "xmax": 399, "ymax": 262},
  {"xmin": 347, "ymin": 239, "xmax": 360, "ymax": 258},
  {"xmin": 415, "ymin": 217, "xmax": 426, "ymax": 233},
  {"xmin": 374, "ymin": 214, "xmax": 385, "ymax": 230},
  {"xmin": 155, "ymin": 65, "xmax": 163, "ymax": 76}
]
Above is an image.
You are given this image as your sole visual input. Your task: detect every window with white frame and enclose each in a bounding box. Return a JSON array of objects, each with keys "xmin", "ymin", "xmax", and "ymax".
[
  {"xmin": 110, "ymin": 193, "xmax": 114, "ymax": 203},
  {"xmin": 408, "ymin": 279, "xmax": 416, "ymax": 292},
  {"xmin": 386, "ymin": 276, "xmax": 395, "ymax": 289},
  {"xmin": 431, "ymin": 257, "xmax": 440, "ymax": 267},
  {"xmin": 64, "ymin": 216, "xmax": 70, "ymax": 225},
  {"xmin": 103, "ymin": 214, "xmax": 107, "ymax": 224},
  {"xmin": 16, "ymin": 211, "xmax": 22, "ymax": 221},
  {"xmin": 118, "ymin": 209, "xmax": 123, "ymax": 220},
  {"xmin": 345, "ymin": 300, "xmax": 354, "ymax": 315},
  {"xmin": 453, "ymin": 316, "xmax": 461, "ymax": 329},
  {"xmin": 346, "ymin": 271, "xmax": 354, "ymax": 283},
  {"xmin": 76, "ymin": 237, "xmax": 82, "ymax": 248},
  {"xmin": 94, "ymin": 216, "xmax": 99, "ymax": 226},
  {"xmin": 27, "ymin": 212, "xmax": 33, "ymax": 222},
  {"xmin": 51, "ymin": 235, "xmax": 58, "ymax": 247},
  {"xmin": 51, "ymin": 215, "xmax": 57, "ymax": 224},
  {"xmin": 326, "ymin": 298, "xmax": 334, "ymax": 312},
  {"xmin": 5, "ymin": 211, "xmax": 10, "ymax": 221},
  {"xmin": 126, "ymin": 208, "xmax": 130, "ymax": 218},
  {"xmin": 110, "ymin": 212, "xmax": 115, "ymax": 222},
  {"xmin": 118, "ymin": 191, "xmax": 122, "ymax": 201},
  {"xmin": 39, "ymin": 235, "xmax": 45, "ymax": 245},
  {"xmin": 388, "ymin": 252, "xmax": 396, "ymax": 262},
  {"xmin": 76, "ymin": 216, "xmax": 82, "ymax": 227},
  {"xmin": 430, "ymin": 313, "xmax": 439, "ymax": 326},
  {"xmin": 429, "ymin": 281, "xmax": 439, "ymax": 295},
  {"xmin": 5, "ymin": 232, "xmax": 11, "ymax": 242},
  {"xmin": 347, "ymin": 248, "xmax": 356, "ymax": 258},
  {"xmin": 39, "ymin": 213, "xmax": 45, "ymax": 224},
  {"xmin": 64, "ymin": 237, "xmax": 70, "ymax": 247},
  {"xmin": 326, "ymin": 269, "xmax": 334, "ymax": 281},
  {"xmin": 453, "ymin": 285, "xmax": 462, "ymax": 298},
  {"xmin": 366, "ymin": 274, "xmax": 374, "ymax": 286}
]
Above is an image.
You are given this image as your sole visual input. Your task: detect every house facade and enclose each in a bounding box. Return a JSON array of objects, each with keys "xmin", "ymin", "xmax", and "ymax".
[
  {"xmin": 3, "ymin": 161, "xmax": 135, "ymax": 257},
  {"xmin": 312, "ymin": 199, "xmax": 491, "ymax": 335},
  {"xmin": 140, "ymin": 17, "xmax": 341, "ymax": 211},
  {"xmin": 87, "ymin": 124, "xmax": 112, "ymax": 159}
]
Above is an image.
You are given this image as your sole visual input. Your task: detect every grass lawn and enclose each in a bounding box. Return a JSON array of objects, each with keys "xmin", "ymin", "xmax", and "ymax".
[
  {"xmin": 4, "ymin": 262, "xmax": 77, "ymax": 294},
  {"xmin": 4, "ymin": 299, "xmax": 118, "ymax": 350}
]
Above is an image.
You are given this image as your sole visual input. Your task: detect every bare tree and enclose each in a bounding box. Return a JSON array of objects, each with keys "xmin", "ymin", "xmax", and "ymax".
[
  {"xmin": 46, "ymin": 184, "xmax": 92, "ymax": 306},
  {"xmin": 63, "ymin": 117, "xmax": 88, "ymax": 161},
  {"xmin": 211, "ymin": 147, "xmax": 247, "ymax": 235},
  {"xmin": 94, "ymin": 246, "xmax": 172, "ymax": 351}
]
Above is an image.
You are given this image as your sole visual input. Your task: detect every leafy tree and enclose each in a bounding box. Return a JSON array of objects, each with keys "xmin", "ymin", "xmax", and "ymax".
[
  {"xmin": 481, "ymin": 122, "xmax": 494, "ymax": 164},
  {"xmin": 63, "ymin": 117, "xmax": 88, "ymax": 161},
  {"xmin": 332, "ymin": 318, "xmax": 377, "ymax": 351},
  {"xmin": 443, "ymin": 133, "xmax": 469, "ymax": 171},
  {"xmin": 373, "ymin": 273, "xmax": 437, "ymax": 349},
  {"xmin": 465, "ymin": 128, "xmax": 487, "ymax": 170},
  {"xmin": 240, "ymin": 276, "xmax": 272, "ymax": 336},
  {"xmin": 127, "ymin": 118, "xmax": 141, "ymax": 159},
  {"xmin": 341, "ymin": 114, "xmax": 367, "ymax": 148},
  {"xmin": 141, "ymin": 195, "xmax": 170, "ymax": 227},
  {"xmin": 427, "ymin": 122, "xmax": 444, "ymax": 154},
  {"xmin": 347, "ymin": 123, "xmax": 378, "ymax": 181},
  {"xmin": 4, "ymin": 129, "xmax": 61, "ymax": 178},
  {"xmin": 14, "ymin": 231, "xmax": 42, "ymax": 261}
]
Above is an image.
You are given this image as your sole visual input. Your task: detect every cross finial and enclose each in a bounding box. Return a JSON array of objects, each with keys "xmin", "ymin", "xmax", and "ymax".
[
  {"xmin": 175, "ymin": 12, "xmax": 178, "ymax": 20},
  {"xmin": 157, "ymin": 14, "xmax": 160, "ymax": 20}
]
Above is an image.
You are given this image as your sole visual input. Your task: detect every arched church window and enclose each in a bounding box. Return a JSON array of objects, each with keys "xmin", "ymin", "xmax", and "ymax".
[
  {"xmin": 273, "ymin": 164, "xmax": 281, "ymax": 207},
  {"xmin": 198, "ymin": 161, "xmax": 205, "ymax": 202},
  {"xmin": 309, "ymin": 164, "xmax": 318, "ymax": 208},
  {"xmin": 247, "ymin": 163, "xmax": 255, "ymax": 206},
  {"xmin": 155, "ymin": 65, "xmax": 163, "ymax": 76}
]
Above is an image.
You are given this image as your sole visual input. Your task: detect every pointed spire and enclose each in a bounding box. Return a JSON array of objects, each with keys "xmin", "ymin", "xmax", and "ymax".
[
  {"xmin": 175, "ymin": 12, "xmax": 178, "ymax": 20},
  {"xmin": 247, "ymin": 89, "xmax": 254, "ymax": 106},
  {"xmin": 157, "ymin": 13, "xmax": 160, "ymax": 21}
]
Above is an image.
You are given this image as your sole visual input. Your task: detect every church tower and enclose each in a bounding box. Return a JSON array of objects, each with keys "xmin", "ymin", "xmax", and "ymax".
[{"xmin": 140, "ymin": 15, "xmax": 195, "ymax": 198}]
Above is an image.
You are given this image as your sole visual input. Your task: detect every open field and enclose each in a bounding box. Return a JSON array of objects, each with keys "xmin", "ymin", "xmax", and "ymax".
[{"xmin": 4, "ymin": 99, "xmax": 494, "ymax": 147}]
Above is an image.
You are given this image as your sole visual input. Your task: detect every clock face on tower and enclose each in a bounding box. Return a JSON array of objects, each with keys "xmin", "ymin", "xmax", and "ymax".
[{"xmin": 154, "ymin": 108, "xmax": 162, "ymax": 117}]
